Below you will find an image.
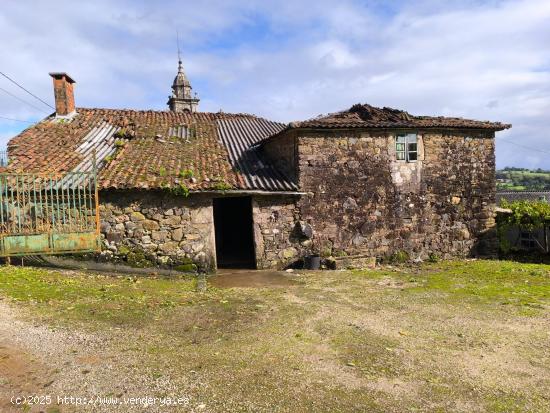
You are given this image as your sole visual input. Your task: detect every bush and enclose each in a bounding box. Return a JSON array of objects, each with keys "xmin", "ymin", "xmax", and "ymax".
[
  {"xmin": 382, "ymin": 250, "xmax": 410, "ymax": 264},
  {"xmin": 499, "ymin": 200, "xmax": 550, "ymax": 230},
  {"xmin": 497, "ymin": 200, "xmax": 550, "ymax": 254}
]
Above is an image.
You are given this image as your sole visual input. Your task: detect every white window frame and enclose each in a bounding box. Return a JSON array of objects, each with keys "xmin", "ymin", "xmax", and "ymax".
[{"xmin": 395, "ymin": 133, "xmax": 418, "ymax": 162}]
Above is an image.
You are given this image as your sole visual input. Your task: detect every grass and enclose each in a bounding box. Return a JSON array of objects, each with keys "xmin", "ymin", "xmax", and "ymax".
[
  {"xmin": 0, "ymin": 266, "xmax": 199, "ymax": 325},
  {"xmin": 0, "ymin": 260, "xmax": 549, "ymax": 412},
  {"xmin": 411, "ymin": 260, "xmax": 550, "ymax": 310}
]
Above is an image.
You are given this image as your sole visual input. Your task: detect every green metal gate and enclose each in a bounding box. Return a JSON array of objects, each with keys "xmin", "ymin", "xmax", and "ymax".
[{"xmin": 0, "ymin": 171, "xmax": 100, "ymax": 256}]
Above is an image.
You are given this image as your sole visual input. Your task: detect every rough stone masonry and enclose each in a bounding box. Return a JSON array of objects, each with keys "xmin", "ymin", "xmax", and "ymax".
[
  {"xmin": 98, "ymin": 128, "xmax": 498, "ymax": 272},
  {"xmin": 98, "ymin": 191, "xmax": 302, "ymax": 272},
  {"xmin": 263, "ymin": 128, "xmax": 498, "ymax": 263}
]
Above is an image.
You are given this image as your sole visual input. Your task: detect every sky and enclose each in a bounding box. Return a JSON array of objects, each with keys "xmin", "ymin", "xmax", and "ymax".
[{"xmin": 0, "ymin": 0, "xmax": 549, "ymax": 169}]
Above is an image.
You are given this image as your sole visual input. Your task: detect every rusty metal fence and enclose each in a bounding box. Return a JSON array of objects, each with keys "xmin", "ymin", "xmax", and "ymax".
[{"xmin": 0, "ymin": 171, "xmax": 100, "ymax": 256}]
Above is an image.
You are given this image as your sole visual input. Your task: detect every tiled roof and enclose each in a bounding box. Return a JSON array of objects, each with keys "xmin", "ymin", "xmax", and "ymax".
[
  {"xmin": 289, "ymin": 103, "xmax": 511, "ymax": 131},
  {"xmin": 496, "ymin": 191, "xmax": 550, "ymax": 204},
  {"xmin": 7, "ymin": 108, "xmax": 296, "ymax": 192}
]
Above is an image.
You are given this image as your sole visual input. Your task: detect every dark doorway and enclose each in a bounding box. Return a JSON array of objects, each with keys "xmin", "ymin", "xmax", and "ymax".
[{"xmin": 213, "ymin": 197, "xmax": 256, "ymax": 269}]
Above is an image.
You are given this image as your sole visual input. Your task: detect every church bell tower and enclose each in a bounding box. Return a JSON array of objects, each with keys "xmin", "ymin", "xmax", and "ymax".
[{"xmin": 167, "ymin": 59, "xmax": 200, "ymax": 113}]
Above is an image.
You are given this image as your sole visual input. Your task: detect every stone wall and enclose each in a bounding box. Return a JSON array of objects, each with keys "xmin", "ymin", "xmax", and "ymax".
[
  {"xmin": 98, "ymin": 191, "xmax": 304, "ymax": 272},
  {"xmin": 97, "ymin": 128, "xmax": 497, "ymax": 271},
  {"xmin": 265, "ymin": 128, "xmax": 497, "ymax": 261},
  {"xmin": 99, "ymin": 190, "xmax": 216, "ymax": 272},
  {"xmin": 252, "ymin": 195, "xmax": 303, "ymax": 268}
]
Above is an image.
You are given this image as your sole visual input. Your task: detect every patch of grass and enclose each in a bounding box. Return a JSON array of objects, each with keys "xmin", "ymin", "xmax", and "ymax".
[
  {"xmin": 405, "ymin": 260, "xmax": 550, "ymax": 310},
  {"xmin": 0, "ymin": 266, "xmax": 198, "ymax": 326}
]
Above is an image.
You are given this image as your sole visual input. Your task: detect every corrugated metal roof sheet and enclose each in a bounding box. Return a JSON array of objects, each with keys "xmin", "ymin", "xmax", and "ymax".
[
  {"xmin": 56, "ymin": 122, "xmax": 120, "ymax": 188},
  {"xmin": 216, "ymin": 117, "xmax": 296, "ymax": 191},
  {"xmin": 74, "ymin": 122, "xmax": 120, "ymax": 172},
  {"xmin": 167, "ymin": 125, "xmax": 190, "ymax": 142},
  {"xmin": 496, "ymin": 191, "xmax": 550, "ymax": 204}
]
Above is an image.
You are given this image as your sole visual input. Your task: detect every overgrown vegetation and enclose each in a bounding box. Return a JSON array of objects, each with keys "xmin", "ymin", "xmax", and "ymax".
[
  {"xmin": 382, "ymin": 250, "xmax": 410, "ymax": 264},
  {"xmin": 211, "ymin": 181, "xmax": 233, "ymax": 191},
  {"xmin": 113, "ymin": 128, "xmax": 133, "ymax": 140},
  {"xmin": 497, "ymin": 200, "xmax": 550, "ymax": 255},
  {"xmin": 499, "ymin": 200, "xmax": 550, "ymax": 230},
  {"xmin": 179, "ymin": 169, "xmax": 194, "ymax": 179},
  {"xmin": 169, "ymin": 182, "xmax": 190, "ymax": 197}
]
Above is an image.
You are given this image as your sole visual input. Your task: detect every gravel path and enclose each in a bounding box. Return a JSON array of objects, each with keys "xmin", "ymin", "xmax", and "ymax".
[{"xmin": 0, "ymin": 300, "xmax": 195, "ymax": 412}]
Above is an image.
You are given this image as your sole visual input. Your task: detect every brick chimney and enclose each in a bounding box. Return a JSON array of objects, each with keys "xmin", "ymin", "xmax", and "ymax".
[{"xmin": 49, "ymin": 72, "xmax": 76, "ymax": 117}]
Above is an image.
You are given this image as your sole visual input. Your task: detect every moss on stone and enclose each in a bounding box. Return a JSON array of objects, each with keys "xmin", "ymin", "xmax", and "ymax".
[
  {"xmin": 126, "ymin": 250, "xmax": 154, "ymax": 268},
  {"xmin": 174, "ymin": 263, "xmax": 198, "ymax": 273},
  {"xmin": 130, "ymin": 211, "xmax": 145, "ymax": 221},
  {"xmin": 117, "ymin": 245, "xmax": 130, "ymax": 256}
]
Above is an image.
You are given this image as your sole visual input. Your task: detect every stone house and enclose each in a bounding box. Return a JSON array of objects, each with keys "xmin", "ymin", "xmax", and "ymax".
[{"xmin": 6, "ymin": 64, "xmax": 511, "ymax": 271}]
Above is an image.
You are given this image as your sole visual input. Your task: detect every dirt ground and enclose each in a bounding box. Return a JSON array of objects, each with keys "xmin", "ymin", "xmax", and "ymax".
[{"xmin": 0, "ymin": 260, "xmax": 549, "ymax": 412}]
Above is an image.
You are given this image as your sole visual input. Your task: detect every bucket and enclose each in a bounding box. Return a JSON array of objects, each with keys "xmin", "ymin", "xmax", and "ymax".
[{"xmin": 307, "ymin": 254, "xmax": 321, "ymax": 270}]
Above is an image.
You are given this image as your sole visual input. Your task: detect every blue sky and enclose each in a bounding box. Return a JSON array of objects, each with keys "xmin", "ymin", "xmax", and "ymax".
[{"xmin": 1, "ymin": 0, "xmax": 549, "ymax": 168}]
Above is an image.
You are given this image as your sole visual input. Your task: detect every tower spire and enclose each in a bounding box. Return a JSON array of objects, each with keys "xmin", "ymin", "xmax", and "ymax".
[{"xmin": 168, "ymin": 36, "xmax": 199, "ymax": 113}]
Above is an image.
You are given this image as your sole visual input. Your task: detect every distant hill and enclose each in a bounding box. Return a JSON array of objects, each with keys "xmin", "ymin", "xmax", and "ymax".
[{"xmin": 496, "ymin": 167, "xmax": 550, "ymax": 191}]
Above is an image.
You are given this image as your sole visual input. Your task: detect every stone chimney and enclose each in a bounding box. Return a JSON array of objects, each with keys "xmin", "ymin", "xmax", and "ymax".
[{"xmin": 49, "ymin": 72, "xmax": 76, "ymax": 117}]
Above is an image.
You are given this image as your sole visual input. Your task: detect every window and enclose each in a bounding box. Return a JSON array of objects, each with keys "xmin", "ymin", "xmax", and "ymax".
[
  {"xmin": 396, "ymin": 133, "xmax": 417, "ymax": 162},
  {"xmin": 520, "ymin": 231, "xmax": 536, "ymax": 249}
]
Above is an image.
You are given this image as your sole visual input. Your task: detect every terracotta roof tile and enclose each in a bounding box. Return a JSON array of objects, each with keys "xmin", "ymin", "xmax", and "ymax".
[
  {"xmin": 7, "ymin": 108, "xmax": 296, "ymax": 192},
  {"xmin": 290, "ymin": 103, "xmax": 511, "ymax": 131}
]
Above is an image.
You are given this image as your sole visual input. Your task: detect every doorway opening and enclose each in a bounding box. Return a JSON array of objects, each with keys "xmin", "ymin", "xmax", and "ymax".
[{"xmin": 213, "ymin": 196, "xmax": 256, "ymax": 269}]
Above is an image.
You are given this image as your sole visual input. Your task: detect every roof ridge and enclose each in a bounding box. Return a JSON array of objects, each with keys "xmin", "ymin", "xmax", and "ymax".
[
  {"xmin": 291, "ymin": 102, "xmax": 511, "ymax": 131},
  {"xmin": 75, "ymin": 107, "xmax": 281, "ymax": 121}
]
